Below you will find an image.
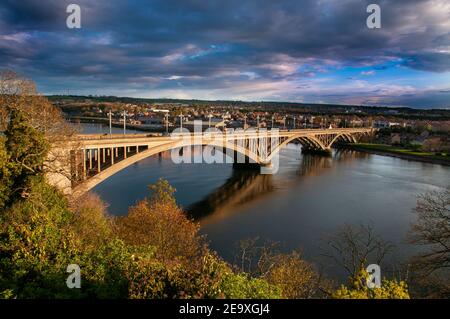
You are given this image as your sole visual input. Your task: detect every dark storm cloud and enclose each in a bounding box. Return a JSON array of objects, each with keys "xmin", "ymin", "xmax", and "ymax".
[
  {"xmin": 403, "ymin": 52, "xmax": 450, "ymax": 72},
  {"xmin": 0, "ymin": 0, "xmax": 449, "ymax": 107}
]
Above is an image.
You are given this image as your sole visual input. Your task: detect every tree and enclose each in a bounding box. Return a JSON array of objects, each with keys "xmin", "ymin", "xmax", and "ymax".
[
  {"xmin": 115, "ymin": 179, "xmax": 206, "ymax": 265},
  {"xmin": 235, "ymin": 238, "xmax": 326, "ymax": 298},
  {"xmin": 127, "ymin": 251, "xmax": 282, "ymax": 299},
  {"xmin": 410, "ymin": 188, "xmax": 450, "ymax": 273},
  {"xmin": 0, "ymin": 70, "xmax": 75, "ymax": 141},
  {"xmin": 0, "ymin": 70, "xmax": 78, "ymax": 186},
  {"xmin": 0, "ymin": 136, "xmax": 12, "ymax": 209},
  {"xmin": 4, "ymin": 110, "xmax": 49, "ymax": 199},
  {"xmin": 320, "ymin": 224, "xmax": 412, "ymax": 299},
  {"xmin": 264, "ymin": 251, "xmax": 321, "ymax": 299},
  {"xmin": 69, "ymin": 193, "xmax": 114, "ymax": 251},
  {"xmin": 320, "ymin": 224, "xmax": 394, "ymax": 278},
  {"xmin": 332, "ymin": 267, "xmax": 410, "ymax": 299},
  {"xmin": 409, "ymin": 187, "xmax": 450, "ymax": 297},
  {"xmin": 0, "ymin": 175, "xmax": 134, "ymax": 299},
  {"xmin": 0, "ymin": 176, "xmax": 81, "ymax": 298},
  {"xmin": 0, "ymin": 108, "xmax": 51, "ymax": 209}
]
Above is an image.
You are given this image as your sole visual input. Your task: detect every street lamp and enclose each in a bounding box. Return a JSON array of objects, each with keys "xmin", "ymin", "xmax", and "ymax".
[
  {"xmin": 271, "ymin": 115, "xmax": 274, "ymax": 129},
  {"xmin": 257, "ymin": 115, "xmax": 260, "ymax": 129},
  {"xmin": 165, "ymin": 113, "xmax": 169, "ymax": 134},
  {"xmin": 283, "ymin": 116, "xmax": 286, "ymax": 130},
  {"xmin": 208, "ymin": 113, "xmax": 212, "ymax": 128},
  {"xmin": 123, "ymin": 110, "xmax": 127, "ymax": 134},
  {"xmin": 243, "ymin": 114, "xmax": 247, "ymax": 129},
  {"xmin": 179, "ymin": 113, "xmax": 184, "ymax": 130},
  {"xmin": 293, "ymin": 116, "xmax": 296, "ymax": 129},
  {"xmin": 108, "ymin": 110, "xmax": 112, "ymax": 136}
]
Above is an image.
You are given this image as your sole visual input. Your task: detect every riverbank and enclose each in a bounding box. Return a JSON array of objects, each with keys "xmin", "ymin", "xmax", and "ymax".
[{"xmin": 342, "ymin": 143, "xmax": 450, "ymax": 166}]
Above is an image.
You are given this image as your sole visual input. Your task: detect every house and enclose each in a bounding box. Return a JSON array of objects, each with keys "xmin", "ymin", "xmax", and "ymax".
[
  {"xmin": 390, "ymin": 133, "xmax": 401, "ymax": 145},
  {"xmin": 138, "ymin": 117, "xmax": 165, "ymax": 128},
  {"xmin": 422, "ymin": 137, "xmax": 444, "ymax": 152}
]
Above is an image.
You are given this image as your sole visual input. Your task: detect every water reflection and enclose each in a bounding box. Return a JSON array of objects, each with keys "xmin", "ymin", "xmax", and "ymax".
[
  {"xmin": 188, "ymin": 151, "xmax": 364, "ymax": 225},
  {"xmin": 186, "ymin": 169, "xmax": 275, "ymax": 221}
]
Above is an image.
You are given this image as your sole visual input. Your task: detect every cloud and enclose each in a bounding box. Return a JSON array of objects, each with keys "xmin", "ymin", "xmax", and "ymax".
[{"xmin": 0, "ymin": 0, "xmax": 449, "ymax": 108}]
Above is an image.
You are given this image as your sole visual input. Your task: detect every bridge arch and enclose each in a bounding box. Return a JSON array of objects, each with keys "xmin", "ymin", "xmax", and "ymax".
[
  {"xmin": 266, "ymin": 132, "xmax": 359, "ymax": 162},
  {"xmin": 72, "ymin": 139, "xmax": 263, "ymax": 196}
]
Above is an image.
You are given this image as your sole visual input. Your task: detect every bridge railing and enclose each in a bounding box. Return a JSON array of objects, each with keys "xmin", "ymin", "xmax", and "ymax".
[{"xmin": 74, "ymin": 127, "xmax": 374, "ymax": 140}]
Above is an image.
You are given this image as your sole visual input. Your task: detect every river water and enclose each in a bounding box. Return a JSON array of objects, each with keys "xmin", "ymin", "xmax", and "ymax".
[{"xmin": 78, "ymin": 122, "xmax": 450, "ymax": 280}]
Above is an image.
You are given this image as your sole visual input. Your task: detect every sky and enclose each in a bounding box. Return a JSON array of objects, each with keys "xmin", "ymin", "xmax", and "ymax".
[{"xmin": 0, "ymin": 0, "xmax": 449, "ymax": 109}]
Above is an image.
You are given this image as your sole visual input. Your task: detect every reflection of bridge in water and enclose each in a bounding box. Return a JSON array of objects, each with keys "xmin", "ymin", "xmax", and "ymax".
[
  {"xmin": 46, "ymin": 128, "xmax": 373, "ymax": 197},
  {"xmin": 187, "ymin": 150, "xmax": 367, "ymax": 225}
]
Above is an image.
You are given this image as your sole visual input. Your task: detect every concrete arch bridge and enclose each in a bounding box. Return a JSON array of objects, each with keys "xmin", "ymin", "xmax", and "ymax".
[{"xmin": 46, "ymin": 128, "xmax": 373, "ymax": 197}]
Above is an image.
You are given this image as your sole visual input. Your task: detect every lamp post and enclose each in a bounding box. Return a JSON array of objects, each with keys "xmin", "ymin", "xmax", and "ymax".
[
  {"xmin": 165, "ymin": 113, "xmax": 169, "ymax": 134},
  {"xmin": 271, "ymin": 115, "xmax": 274, "ymax": 129},
  {"xmin": 222, "ymin": 114, "xmax": 226, "ymax": 131},
  {"xmin": 257, "ymin": 115, "xmax": 260, "ymax": 129},
  {"xmin": 179, "ymin": 113, "xmax": 184, "ymax": 130},
  {"xmin": 108, "ymin": 110, "xmax": 112, "ymax": 136},
  {"xmin": 283, "ymin": 116, "xmax": 286, "ymax": 130},
  {"xmin": 293, "ymin": 116, "xmax": 296, "ymax": 129},
  {"xmin": 208, "ymin": 113, "xmax": 212, "ymax": 128},
  {"xmin": 243, "ymin": 114, "xmax": 247, "ymax": 129},
  {"xmin": 123, "ymin": 110, "xmax": 127, "ymax": 135}
]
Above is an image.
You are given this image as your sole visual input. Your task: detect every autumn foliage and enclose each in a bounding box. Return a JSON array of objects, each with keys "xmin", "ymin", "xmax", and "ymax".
[{"xmin": 116, "ymin": 179, "xmax": 206, "ymax": 265}]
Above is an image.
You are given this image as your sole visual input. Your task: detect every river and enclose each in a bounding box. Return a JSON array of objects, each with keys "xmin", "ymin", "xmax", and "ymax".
[{"xmin": 78, "ymin": 122, "xmax": 450, "ymax": 280}]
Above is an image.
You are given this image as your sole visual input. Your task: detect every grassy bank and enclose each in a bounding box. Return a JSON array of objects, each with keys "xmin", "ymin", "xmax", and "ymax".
[{"xmin": 344, "ymin": 143, "xmax": 450, "ymax": 166}]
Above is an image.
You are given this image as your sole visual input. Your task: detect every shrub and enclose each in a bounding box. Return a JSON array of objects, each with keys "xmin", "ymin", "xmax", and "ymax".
[
  {"xmin": 332, "ymin": 268, "xmax": 410, "ymax": 299},
  {"xmin": 115, "ymin": 179, "xmax": 206, "ymax": 265}
]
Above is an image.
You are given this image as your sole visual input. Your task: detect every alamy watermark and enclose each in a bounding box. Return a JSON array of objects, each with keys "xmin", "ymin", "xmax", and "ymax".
[
  {"xmin": 66, "ymin": 4, "xmax": 81, "ymax": 29},
  {"xmin": 367, "ymin": 4, "xmax": 381, "ymax": 29},
  {"xmin": 169, "ymin": 121, "xmax": 280, "ymax": 174},
  {"xmin": 66, "ymin": 264, "xmax": 81, "ymax": 289},
  {"xmin": 65, "ymin": 4, "xmax": 381, "ymax": 30},
  {"xmin": 366, "ymin": 264, "xmax": 381, "ymax": 288}
]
